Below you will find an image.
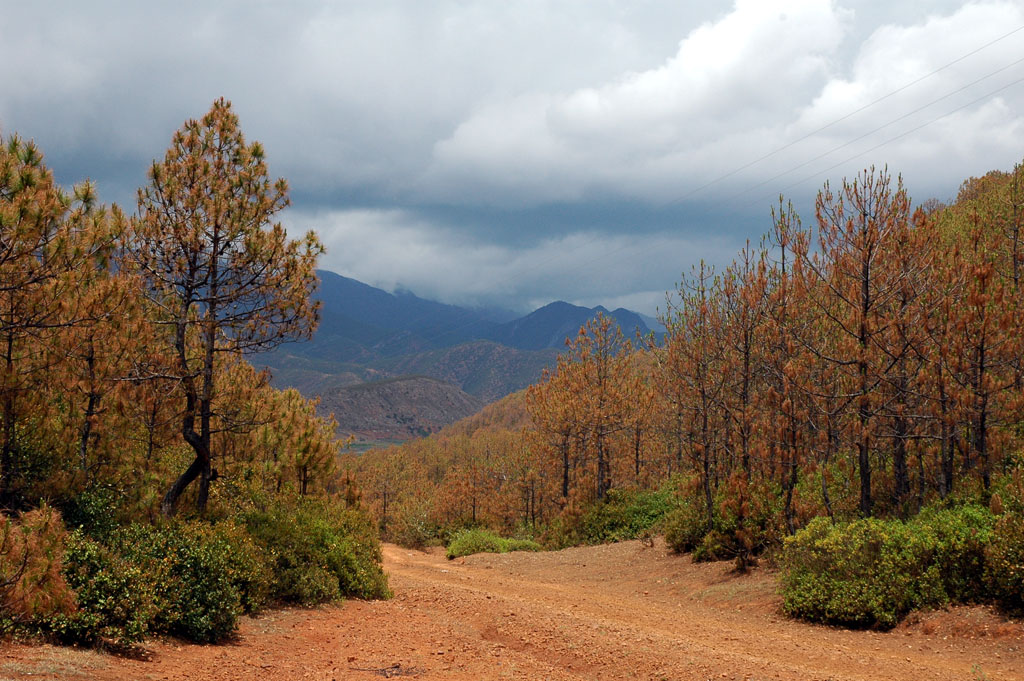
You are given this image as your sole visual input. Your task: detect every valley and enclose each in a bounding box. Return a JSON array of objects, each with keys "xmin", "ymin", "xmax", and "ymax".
[{"xmin": 259, "ymin": 270, "xmax": 657, "ymax": 442}]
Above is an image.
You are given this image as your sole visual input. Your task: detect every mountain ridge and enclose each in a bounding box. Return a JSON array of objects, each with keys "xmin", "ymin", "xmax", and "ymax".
[{"xmin": 259, "ymin": 269, "xmax": 658, "ymax": 442}]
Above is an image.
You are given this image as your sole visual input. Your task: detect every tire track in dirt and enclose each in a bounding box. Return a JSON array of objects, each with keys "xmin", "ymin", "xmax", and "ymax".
[{"xmin": 380, "ymin": 541, "xmax": 1023, "ymax": 681}]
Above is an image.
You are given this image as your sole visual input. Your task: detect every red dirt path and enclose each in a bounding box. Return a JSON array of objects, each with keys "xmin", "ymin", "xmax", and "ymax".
[{"xmin": 2, "ymin": 539, "xmax": 1022, "ymax": 680}]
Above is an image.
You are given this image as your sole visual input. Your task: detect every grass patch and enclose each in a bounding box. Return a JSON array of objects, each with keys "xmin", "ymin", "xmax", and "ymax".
[{"xmin": 446, "ymin": 528, "xmax": 541, "ymax": 560}]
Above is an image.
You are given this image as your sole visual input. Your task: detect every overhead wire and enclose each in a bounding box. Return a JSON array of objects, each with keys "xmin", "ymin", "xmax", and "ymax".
[
  {"xmin": 748, "ymin": 70, "xmax": 1024, "ymax": 209},
  {"xmin": 320, "ymin": 23, "xmax": 1024, "ymax": 348},
  {"xmin": 662, "ymin": 23, "xmax": 1024, "ymax": 206}
]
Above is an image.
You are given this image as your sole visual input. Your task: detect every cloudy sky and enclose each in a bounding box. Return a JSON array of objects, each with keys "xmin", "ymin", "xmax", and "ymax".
[{"xmin": 2, "ymin": 1, "xmax": 1023, "ymax": 315}]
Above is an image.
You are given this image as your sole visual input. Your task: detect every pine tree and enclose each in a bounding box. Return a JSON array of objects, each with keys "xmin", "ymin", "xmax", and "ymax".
[{"xmin": 131, "ymin": 98, "xmax": 323, "ymax": 515}]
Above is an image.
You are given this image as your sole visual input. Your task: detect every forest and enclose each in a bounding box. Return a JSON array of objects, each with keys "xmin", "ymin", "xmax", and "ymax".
[
  {"xmin": 2, "ymin": 93, "xmax": 1023, "ymax": 647},
  {"xmin": 347, "ymin": 161, "xmax": 1024, "ymax": 628},
  {"xmin": 0, "ymin": 99, "xmax": 388, "ymax": 647}
]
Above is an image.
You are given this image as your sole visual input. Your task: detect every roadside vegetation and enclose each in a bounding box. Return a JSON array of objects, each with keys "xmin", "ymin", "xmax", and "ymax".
[
  {"xmin": 446, "ymin": 528, "xmax": 541, "ymax": 560},
  {"xmin": 348, "ymin": 161, "xmax": 1024, "ymax": 628},
  {"xmin": 0, "ymin": 100, "xmax": 388, "ymax": 648}
]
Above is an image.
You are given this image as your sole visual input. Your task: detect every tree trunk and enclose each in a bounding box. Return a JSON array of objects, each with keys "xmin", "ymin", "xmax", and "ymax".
[{"xmin": 161, "ymin": 454, "xmax": 205, "ymax": 516}]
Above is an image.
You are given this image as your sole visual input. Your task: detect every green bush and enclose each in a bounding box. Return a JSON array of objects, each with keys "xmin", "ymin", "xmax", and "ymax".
[
  {"xmin": 578, "ymin": 488, "xmax": 678, "ymax": 544},
  {"xmin": 319, "ymin": 507, "xmax": 392, "ymax": 600},
  {"xmin": 239, "ymin": 500, "xmax": 391, "ymax": 606},
  {"xmin": 986, "ymin": 513, "xmax": 1024, "ymax": 613},
  {"xmin": 663, "ymin": 495, "xmax": 707, "ymax": 554},
  {"xmin": 693, "ymin": 529, "xmax": 733, "ymax": 563},
  {"xmin": 664, "ymin": 480, "xmax": 783, "ymax": 564},
  {"xmin": 57, "ymin": 487, "xmax": 120, "ymax": 542},
  {"xmin": 208, "ymin": 522, "xmax": 271, "ymax": 616},
  {"xmin": 113, "ymin": 523, "xmax": 247, "ymax": 643},
  {"xmin": 918, "ymin": 504, "xmax": 995, "ymax": 602},
  {"xmin": 388, "ymin": 500, "xmax": 438, "ymax": 550},
  {"xmin": 446, "ymin": 528, "xmax": 542, "ymax": 559},
  {"xmin": 780, "ymin": 514, "xmax": 955, "ymax": 628},
  {"xmin": 41, "ymin": 531, "xmax": 153, "ymax": 647}
]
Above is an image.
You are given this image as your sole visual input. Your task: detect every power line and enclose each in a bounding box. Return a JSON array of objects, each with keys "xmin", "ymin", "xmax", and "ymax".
[
  {"xmin": 662, "ymin": 23, "xmax": 1024, "ymax": 206},
  {"xmin": 325, "ymin": 24, "xmax": 1024, "ymax": 347},
  {"xmin": 750, "ymin": 71, "xmax": 1024, "ymax": 209},
  {"xmin": 504, "ymin": 61, "xmax": 1024, "ymax": 306},
  {"xmin": 388, "ymin": 58, "xmax": 1024, "ymax": 348},
  {"xmin": 733, "ymin": 57, "xmax": 1024, "ymax": 205}
]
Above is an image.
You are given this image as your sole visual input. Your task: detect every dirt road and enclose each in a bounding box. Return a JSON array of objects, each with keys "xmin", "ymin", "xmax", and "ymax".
[{"xmin": 2, "ymin": 539, "xmax": 1021, "ymax": 680}]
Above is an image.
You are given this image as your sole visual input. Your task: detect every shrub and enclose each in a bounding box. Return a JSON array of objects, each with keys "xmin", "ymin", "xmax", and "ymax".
[
  {"xmin": 57, "ymin": 487, "xmax": 120, "ymax": 542},
  {"xmin": 239, "ymin": 499, "xmax": 391, "ymax": 606},
  {"xmin": 986, "ymin": 513, "xmax": 1024, "ymax": 613},
  {"xmin": 208, "ymin": 522, "xmax": 271, "ymax": 616},
  {"xmin": 780, "ymin": 505, "xmax": 1012, "ymax": 628},
  {"xmin": 917, "ymin": 504, "xmax": 995, "ymax": 602},
  {"xmin": 388, "ymin": 499, "xmax": 438, "ymax": 550},
  {"xmin": 692, "ymin": 529, "xmax": 733, "ymax": 563},
  {"xmin": 663, "ymin": 495, "xmax": 707, "ymax": 554},
  {"xmin": 578, "ymin": 488, "xmax": 678, "ymax": 544},
  {"xmin": 446, "ymin": 528, "xmax": 542, "ymax": 559},
  {"xmin": 41, "ymin": 531, "xmax": 154, "ymax": 647},
  {"xmin": 781, "ymin": 515, "xmax": 949, "ymax": 628},
  {"xmin": 113, "ymin": 523, "xmax": 246, "ymax": 643},
  {"xmin": 238, "ymin": 511, "xmax": 336, "ymax": 607},
  {"xmin": 665, "ymin": 479, "xmax": 783, "ymax": 565},
  {"xmin": 319, "ymin": 507, "xmax": 392, "ymax": 600}
]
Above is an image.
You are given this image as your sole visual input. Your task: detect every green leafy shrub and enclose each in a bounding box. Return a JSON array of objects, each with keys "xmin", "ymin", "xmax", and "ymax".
[
  {"xmin": 446, "ymin": 528, "xmax": 542, "ymax": 559},
  {"xmin": 665, "ymin": 480, "xmax": 783, "ymax": 564},
  {"xmin": 781, "ymin": 505, "xmax": 1010, "ymax": 628},
  {"xmin": 113, "ymin": 523, "xmax": 246, "ymax": 643},
  {"xmin": 917, "ymin": 504, "xmax": 995, "ymax": 602},
  {"xmin": 320, "ymin": 507, "xmax": 392, "ymax": 600},
  {"xmin": 239, "ymin": 500, "xmax": 391, "ymax": 606},
  {"xmin": 238, "ymin": 509, "xmax": 335, "ymax": 605},
  {"xmin": 42, "ymin": 531, "xmax": 153, "ymax": 647},
  {"xmin": 986, "ymin": 513, "xmax": 1024, "ymax": 613},
  {"xmin": 446, "ymin": 528, "xmax": 501, "ymax": 558},
  {"xmin": 388, "ymin": 499, "xmax": 438, "ymax": 550},
  {"xmin": 781, "ymin": 516, "xmax": 946, "ymax": 628},
  {"xmin": 692, "ymin": 529, "xmax": 733, "ymax": 562},
  {"xmin": 663, "ymin": 494, "xmax": 707, "ymax": 554},
  {"xmin": 578, "ymin": 488, "xmax": 678, "ymax": 544},
  {"xmin": 57, "ymin": 487, "xmax": 120, "ymax": 542},
  {"xmin": 208, "ymin": 522, "xmax": 271, "ymax": 616}
]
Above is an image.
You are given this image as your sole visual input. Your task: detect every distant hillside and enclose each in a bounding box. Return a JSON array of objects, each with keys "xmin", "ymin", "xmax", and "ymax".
[
  {"xmin": 370, "ymin": 340, "xmax": 560, "ymax": 403},
  {"xmin": 486, "ymin": 301, "xmax": 654, "ymax": 350},
  {"xmin": 321, "ymin": 375, "xmax": 484, "ymax": 442},
  {"xmin": 258, "ymin": 270, "xmax": 659, "ymax": 440},
  {"xmin": 308, "ymin": 270, "xmax": 500, "ymax": 361},
  {"xmin": 257, "ymin": 351, "xmax": 387, "ymax": 396},
  {"xmin": 440, "ymin": 388, "xmax": 532, "ymax": 439},
  {"xmin": 300, "ymin": 269, "xmax": 655, "ymax": 361}
]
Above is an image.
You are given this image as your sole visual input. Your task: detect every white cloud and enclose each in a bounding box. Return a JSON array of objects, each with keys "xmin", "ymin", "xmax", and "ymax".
[
  {"xmin": 3, "ymin": 1, "xmax": 1024, "ymax": 313},
  {"xmin": 421, "ymin": 0, "xmax": 1024, "ymax": 206},
  {"xmin": 421, "ymin": 0, "xmax": 850, "ymax": 202}
]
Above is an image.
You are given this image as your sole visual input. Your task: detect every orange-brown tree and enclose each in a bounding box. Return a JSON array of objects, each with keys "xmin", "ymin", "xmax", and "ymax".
[
  {"xmin": 661, "ymin": 262, "xmax": 729, "ymax": 529},
  {"xmin": 132, "ymin": 99, "xmax": 323, "ymax": 515},
  {"xmin": 793, "ymin": 168, "xmax": 916, "ymax": 517},
  {"xmin": 0, "ymin": 139, "xmax": 120, "ymax": 506}
]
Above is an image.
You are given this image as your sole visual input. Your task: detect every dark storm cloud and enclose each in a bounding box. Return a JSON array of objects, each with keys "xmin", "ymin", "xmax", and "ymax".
[{"xmin": 2, "ymin": 0, "xmax": 1022, "ymax": 314}]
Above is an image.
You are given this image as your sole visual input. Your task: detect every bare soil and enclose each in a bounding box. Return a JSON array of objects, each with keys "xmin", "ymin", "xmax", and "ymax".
[{"xmin": 2, "ymin": 539, "xmax": 1021, "ymax": 680}]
